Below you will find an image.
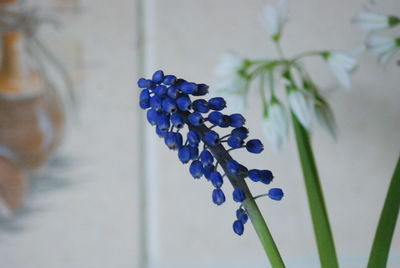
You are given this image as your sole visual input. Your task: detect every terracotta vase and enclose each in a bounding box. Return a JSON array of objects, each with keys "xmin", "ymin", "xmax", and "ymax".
[
  {"xmin": 0, "ymin": 32, "xmax": 65, "ymax": 169},
  {"xmin": 0, "ymin": 29, "xmax": 65, "ymax": 214}
]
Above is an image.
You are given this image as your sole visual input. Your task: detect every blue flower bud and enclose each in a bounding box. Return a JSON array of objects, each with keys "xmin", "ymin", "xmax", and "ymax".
[
  {"xmin": 170, "ymin": 113, "xmax": 184, "ymax": 128},
  {"xmin": 231, "ymin": 127, "xmax": 249, "ymax": 139},
  {"xmin": 155, "ymin": 126, "xmax": 167, "ymax": 138},
  {"xmin": 259, "ymin": 170, "xmax": 274, "ymax": 184},
  {"xmin": 140, "ymin": 89, "xmax": 151, "ymax": 102},
  {"xmin": 227, "ymin": 135, "xmax": 244, "ymax": 148},
  {"xmin": 208, "ymin": 97, "xmax": 226, "ymax": 111},
  {"xmin": 200, "ymin": 150, "xmax": 214, "ymax": 166},
  {"xmin": 176, "ymin": 96, "xmax": 191, "ymax": 111},
  {"xmin": 189, "ymin": 146, "xmax": 199, "ymax": 160},
  {"xmin": 236, "ymin": 208, "xmax": 248, "ymax": 224},
  {"xmin": 248, "ymin": 169, "xmax": 273, "ymax": 184},
  {"xmin": 164, "ymin": 132, "xmax": 182, "ymax": 150},
  {"xmin": 138, "ymin": 78, "xmax": 154, "ymax": 88},
  {"xmin": 233, "ymin": 220, "xmax": 244, "ymax": 235},
  {"xmin": 163, "ymin": 75, "xmax": 177, "ymax": 85},
  {"xmin": 219, "ymin": 115, "xmax": 231, "ymax": 128},
  {"xmin": 162, "ymin": 97, "xmax": 177, "ymax": 113},
  {"xmin": 232, "ymin": 188, "xmax": 246, "ymax": 202},
  {"xmin": 229, "ymin": 114, "xmax": 246, "ymax": 128},
  {"xmin": 207, "ymin": 111, "xmax": 223, "ymax": 125},
  {"xmin": 246, "ymin": 139, "xmax": 264, "ymax": 154},
  {"xmin": 167, "ymin": 86, "xmax": 179, "ymax": 99},
  {"xmin": 152, "ymin": 70, "xmax": 164, "ymax": 83},
  {"xmin": 150, "ymin": 95, "xmax": 163, "ymax": 111},
  {"xmin": 203, "ymin": 164, "xmax": 215, "ymax": 180},
  {"xmin": 187, "ymin": 130, "xmax": 200, "ymax": 147},
  {"xmin": 210, "ymin": 171, "xmax": 223, "ymax": 188},
  {"xmin": 178, "ymin": 146, "xmax": 191, "ymax": 164},
  {"xmin": 268, "ymin": 188, "xmax": 284, "ymax": 201},
  {"xmin": 154, "ymin": 85, "xmax": 168, "ymax": 96},
  {"xmin": 140, "ymin": 100, "xmax": 150, "ymax": 109},
  {"xmin": 181, "ymin": 82, "xmax": 198, "ymax": 94},
  {"xmin": 189, "ymin": 160, "xmax": 204, "ymax": 179},
  {"xmin": 188, "ymin": 112, "xmax": 204, "ymax": 126},
  {"xmin": 192, "ymin": 83, "xmax": 209, "ymax": 96},
  {"xmin": 204, "ymin": 131, "xmax": 219, "ymax": 147},
  {"xmin": 248, "ymin": 169, "xmax": 261, "ymax": 182},
  {"xmin": 192, "ymin": 99, "xmax": 210, "ymax": 113},
  {"xmin": 174, "ymin": 78, "xmax": 187, "ymax": 89},
  {"xmin": 212, "ymin": 188, "xmax": 226, "ymax": 205},
  {"xmin": 146, "ymin": 109, "xmax": 159, "ymax": 125},
  {"xmin": 226, "ymin": 160, "xmax": 240, "ymax": 174},
  {"xmin": 157, "ymin": 114, "xmax": 170, "ymax": 132}
]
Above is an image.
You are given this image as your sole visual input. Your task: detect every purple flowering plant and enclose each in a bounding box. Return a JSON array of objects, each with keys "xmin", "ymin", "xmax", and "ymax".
[{"xmin": 138, "ymin": 70, "xmax": 285, "ymax": 267}]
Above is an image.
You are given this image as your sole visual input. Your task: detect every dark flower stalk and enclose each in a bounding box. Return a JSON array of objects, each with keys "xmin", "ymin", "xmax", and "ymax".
[{"xmin": 138, "ymin": 70, "xmax": 285, "ymax": 267}]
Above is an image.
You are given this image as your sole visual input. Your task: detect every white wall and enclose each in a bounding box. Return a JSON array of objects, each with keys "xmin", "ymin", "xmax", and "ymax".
[
  {"xmin": 143, "ymin": 0, "xmax": 400, "ymax": 267},
  {"xmin": 0, "ymin": 0, "xmax": 399, "ymax": 268}
]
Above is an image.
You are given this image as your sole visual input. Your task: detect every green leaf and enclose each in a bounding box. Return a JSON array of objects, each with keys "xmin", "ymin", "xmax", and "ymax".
[
  {"xmin": 367, "ymin": 156, "xmax": 400, "ymax": 268},
  {"xmin": 291, "ymin": 113, "xmax": 339, "ymax": 268}
]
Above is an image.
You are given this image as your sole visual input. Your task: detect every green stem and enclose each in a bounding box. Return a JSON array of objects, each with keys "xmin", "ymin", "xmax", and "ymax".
[
  {"xmin": 259, "ymin": 72, "xmax": 268, "ymax": 117},
  {"xmin": 184, "ymin": 114, "xmax": 285, "ymax": 268},
  {"xmin": 274, "ymin": 41, "xmax": 285, "ymax": 59},
  {"xmin": 291, "ymin": 113, "xmax": 339, "ymax": 268},
  {"xmin": 291, "ymin": 50, "xmax": 324, "ymax": 63},
  {"xmin": 243, "ymin": 196, "xmax": 286, "ymax": 268},
  {"xmin": 367, "ymin": 156, "xmax": 400, "ymax": 268}
]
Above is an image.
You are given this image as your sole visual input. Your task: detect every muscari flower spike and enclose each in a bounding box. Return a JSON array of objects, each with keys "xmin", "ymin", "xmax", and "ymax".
[{"xmin": 138, "ymin": 70, "xmax": 284, "ymax": 236}]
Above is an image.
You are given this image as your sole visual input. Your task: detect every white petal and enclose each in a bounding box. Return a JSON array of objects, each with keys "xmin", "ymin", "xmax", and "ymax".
[
  {"xmin": 269, "ymin": 103, "xmax": 289, "ymax": 141},
  {"xmin": 328, "ymin": 62, "xmax": 351, "ymax": 89},
  {"xmin": 329, "ymin": 53, "xmax": 357, "ymax": 71},
  {"xmin": 213, "ymin": 52, "xmax": 247, "ymax": 98},
  {"xmin": 354, "ymin": 12, "xmax": 389, "ymax": 31},
  {"xmin": 326, "ymin": 53, "xmax": 357, "ymax": 89},
  {"xmin": 262, "ymin": 116, "xmax": 282, "ymax": 151},
  {"xmin": 288, "ymin": 90, "xmax": 313, "ymax": 130},
  {"xmin": 261, "ymin": 5, "xmax": 279, "ymax": 37},
  {"xmin": 379, "ymin": 46, "xmax": 400, "ymax": 64},
  {"xmin": 366, "ymin": 37, "xmax": 396, "ymax": 55},
  {"xmin": 214, "ymin": 52, "xmax": 243, "ymax": 77},
  {"xmin": 315, "ymin": 102, "xmax": 337, "ymax": 139},
  {"xmin": 260, "ymin": 0, "xmax": 287, "ymax": 39},
  {"xmin": 261, "ymin": 102, "xmax": 289, "ymax": 151}
]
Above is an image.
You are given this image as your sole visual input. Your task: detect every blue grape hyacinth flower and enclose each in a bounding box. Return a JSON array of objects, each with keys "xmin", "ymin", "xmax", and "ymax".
[{"xmin": 138, "ymin": 70, "xmax": 284, "ymax": 236}]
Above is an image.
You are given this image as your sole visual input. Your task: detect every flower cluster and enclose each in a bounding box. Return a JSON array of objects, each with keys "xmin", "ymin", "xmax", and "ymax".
[
  {"xmin": 354, "ymin": 10, "xmax": 400, "ymax": 63},
  {"xmin": 138, "ymin": 70, "xmax": 283, "ymax": 236},
  {"xmin": 213, "ymin": 1, "xmax": 359, "ymax": 152}
]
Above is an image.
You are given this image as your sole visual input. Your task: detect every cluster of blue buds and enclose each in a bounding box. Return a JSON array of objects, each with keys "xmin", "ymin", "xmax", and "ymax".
[{"xmin": 138, "ymin": 70, "xmax": 284, "ymax": 236}]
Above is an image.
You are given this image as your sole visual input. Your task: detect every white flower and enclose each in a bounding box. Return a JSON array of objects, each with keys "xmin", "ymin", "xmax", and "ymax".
[
  {"xmin": 365, "ymin": 37, "xmax": 400, "ymax": 63},
  {"xmin": 213, "ymin": 52, "xmax": 248, "ymax": 113},
  {"xmin": 324, "ymin": 52, "xmax": 357, "ymax": 90},
  {"xmin": 288, "ymin": 89, "xmax": 314, "ymax": 130},
  {"xmin": 314, "ymin": 101, "xmax": 337, "ymax": 139},
  {"xmin": 260, "ymin": 0, "xmax": 287, "ymax": 41},
  {"xmin": 214, "ymin": 52, "xmax": 243, "ymax": 79},
  {"xmin": 262, "ymin": 102, "xmax": 289, "ymax": 151},
  {"xmin": 353, "ymin": 12, "xmax": 394, "ymax": 32}
]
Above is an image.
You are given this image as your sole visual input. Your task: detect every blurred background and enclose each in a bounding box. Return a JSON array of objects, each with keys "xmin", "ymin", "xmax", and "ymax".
[{"xmin": 0, "ymin": 0, "xmax": 399, "ymax": 267}]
